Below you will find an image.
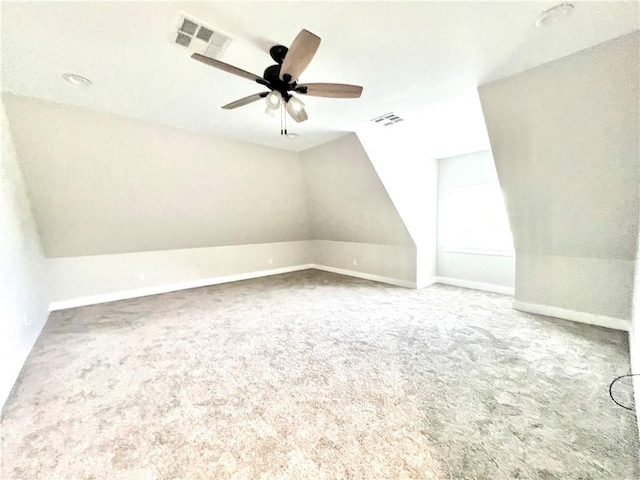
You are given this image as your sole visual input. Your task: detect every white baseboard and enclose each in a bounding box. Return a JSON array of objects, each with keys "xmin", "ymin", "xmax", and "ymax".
[
  {"xmin": 629, "ymin": 329, "xmax": 640, "ymax": 438},
  {"xmin": 49, "ymin": 263, "xmax": 417, "ymax": 310},
  {"xmin": 417, "ymin": 277, "xmax": 438, "ymax": 289},
  {"xmin": 435, "ymin": 277, "xmax": 515, "ymax": 296},
  {"xmin": 49, "ymin": 264, "xmax": 314, "ymax": 311},
  {"xmin": 513, "ymin": 300, "xmax": 631, "ymax": 332},
  {"xmin": 308, "ymin": 264, "xmax": 417, "ymax": 289}
]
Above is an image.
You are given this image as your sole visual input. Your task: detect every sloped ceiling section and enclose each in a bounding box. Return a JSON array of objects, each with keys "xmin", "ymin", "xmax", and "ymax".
[
  {"xmin": 356, "ymin": 124, "xmax": 439, "ymax": 285},
  {"xmin": 355, "ymin": 90, "xmax": 492, "ymax": 286},
  {"xmin": 356, "ymin": 90, "xmax": 491, "ymax": 248},
  {"xmin": 300, "ymin": 133, "xmax": 414, "ymax": 247},
  {"xmin": 479, "ymin": 32, "xmax": 639, "ymax": 320},
  {"xmin": 3, "ymin": 94, "xmax": 311, "ymax": 257}
]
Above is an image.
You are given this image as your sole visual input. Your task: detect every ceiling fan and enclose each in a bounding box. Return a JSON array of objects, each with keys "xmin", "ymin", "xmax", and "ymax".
[{"xmin": 191, "ymin": 29, "xmax": 363, "ymax": 132}]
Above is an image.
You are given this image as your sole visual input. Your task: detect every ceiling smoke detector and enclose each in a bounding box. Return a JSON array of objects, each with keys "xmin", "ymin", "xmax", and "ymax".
[
  {"xmin": 173, "ymin": 14, "xmax": 231, "ymax": 58},
  {"xmin": 536, "ymin": 3, "xmax": 574, "ymax": 27}
]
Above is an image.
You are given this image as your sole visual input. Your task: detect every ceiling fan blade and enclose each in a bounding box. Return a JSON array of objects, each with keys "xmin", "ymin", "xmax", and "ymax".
[
  {"xmin": 279, "ymin": 29, "xmax": 321, "ymax": 83},
  {"xmin": 222, "ymin": 92, "xmax": 270, "ymax": 110},
  {"xmin": 192, "ymin": 53, "xmax": 264, "ymax": 84},
  {"xmin": 297, "ymin": 83, "xmax": 363, "ymax": 98},
  {"xmin": 285, "ymin": 97, "xmax": 308, "ymax": 123}
]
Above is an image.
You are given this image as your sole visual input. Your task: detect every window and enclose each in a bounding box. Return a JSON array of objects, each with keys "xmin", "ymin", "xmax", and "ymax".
[{"xmin": 441, "ymin": 184, "xmax": 514, "ymax": 256}]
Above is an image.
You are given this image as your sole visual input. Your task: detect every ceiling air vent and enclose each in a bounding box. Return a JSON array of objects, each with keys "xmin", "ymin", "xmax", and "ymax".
[
  {"xmin": 370, "ymin": 112, "xmax": 404, "ymax": 126},
  {"xmin": 173, "ymin": 15, "xmax": 231, "ymax": 58}
]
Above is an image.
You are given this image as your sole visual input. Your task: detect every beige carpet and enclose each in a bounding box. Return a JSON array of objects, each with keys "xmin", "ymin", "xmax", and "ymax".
[{"xmin": 1, "ymin": 270, "xmax": 638, "ymax": 479}]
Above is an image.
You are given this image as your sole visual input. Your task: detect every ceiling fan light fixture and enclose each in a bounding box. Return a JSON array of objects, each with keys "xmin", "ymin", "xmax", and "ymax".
[
  {"xmin": 265, "ymin": 91, "xmax": 282, "ymax": 109},
  {"xmin": 536, "ymin": 3, "xmax": 574, "ymax": 27},
  {"xmin": 287, "ymin": 95, "xmax": 305, "ymax": 113}
]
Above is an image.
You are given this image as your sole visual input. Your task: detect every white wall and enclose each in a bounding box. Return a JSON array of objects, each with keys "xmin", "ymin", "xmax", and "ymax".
[
  {"xmin": 0, "ymin": 102, "xmax": 50, "ymax": 410},
  {"xmin": 479, "ymin": 32, "xmax": 639, "ymax": 325},
  {"xmin": 47, "ymin": 239, "xmax": 419, "ymax": 309},
  {"xmin": 356, "ymin": 124, "xmax": 439, "ymax": 288},
  {"xmin": 48, "ymin": 241, "xmax": 312, "ymax": 308},
  {"xmin": 3, "ymin": 94, "xmax": 311, "ymax": 257},
  {"xmin": 437, "ymin": 150, "xmax": 515, "ymax": 293}
]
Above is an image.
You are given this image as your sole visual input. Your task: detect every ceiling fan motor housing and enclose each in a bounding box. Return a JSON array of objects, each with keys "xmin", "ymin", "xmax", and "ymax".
[
  {"xmin": 262, "ymin": 62, "xmax": 295, "ymax": 100},
  {"xmin": 269, "ymin": 45, "xmax": 288, "ymax": 64}
]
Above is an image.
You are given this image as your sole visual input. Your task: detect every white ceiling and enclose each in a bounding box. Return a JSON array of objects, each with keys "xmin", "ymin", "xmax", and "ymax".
[{"xmin": 1, "ymin": 1, "xmax": 638, "ymax": 153}]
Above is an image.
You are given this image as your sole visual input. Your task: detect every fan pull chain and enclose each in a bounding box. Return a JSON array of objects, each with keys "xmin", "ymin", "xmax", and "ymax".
[
  {"xmin": 278, "ymin": 103, "xmax": 289, "ymax": 136},
  {"xmin": 284, "ymin": 105, "xmax": 288, "ymax": 136}
]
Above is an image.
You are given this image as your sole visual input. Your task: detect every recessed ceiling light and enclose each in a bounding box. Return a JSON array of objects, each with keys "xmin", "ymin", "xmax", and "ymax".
[
  {"xmin": 286, "ymin": 133, "xmax": 299, "ymax": 138},
  {"xmin": 536, "ymin": 3, "xmax": 574, "ymax": 27},
  {"xmin": 62, "ymin": 73, "xmax": 92, "ymax": 88}
]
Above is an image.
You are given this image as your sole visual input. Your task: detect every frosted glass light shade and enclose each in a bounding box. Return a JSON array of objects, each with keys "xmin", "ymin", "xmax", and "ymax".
[{"xmin": 265, "ymin": 91, "xmax": 282, "ymax": 109}]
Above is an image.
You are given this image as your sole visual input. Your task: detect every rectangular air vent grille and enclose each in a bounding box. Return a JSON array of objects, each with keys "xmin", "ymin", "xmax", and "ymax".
[
  {"xmin": 173, "ymin": 15, "xmax": 231, "ymax": 58},
  {"xmin": 370, "ymin": 112, "xmax": 404, "ymax": 126}
]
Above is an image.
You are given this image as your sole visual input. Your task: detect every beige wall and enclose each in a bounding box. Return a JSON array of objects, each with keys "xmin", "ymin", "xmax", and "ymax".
[
  {"xmin": 301, "ymin": 133, "xmax": 414, "ymax": 247},
  {"xmin": 300, "ymin": 133, "xmax": 416, "ymax": 284},
  {"xmin": 5, "ymin": 98, "xmax": 419, "ymax": 305},
  {"xmin": 312, "ymin": 240, "xmax": 417, "ymax": 287},
  {"xmin": 0, "ymin": 102, "xmax": 49, "ymax": 410},
  {"xmin": 4, "ymin": 94, "xmax": 311, "ymax": 257},
  {"xmin": 479, "ymin": 32, "xmax": 639, "ymax": 320}
]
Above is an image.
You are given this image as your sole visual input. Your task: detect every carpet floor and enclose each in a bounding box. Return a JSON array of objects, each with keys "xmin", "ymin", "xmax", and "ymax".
[{"xmin": 1, "ymin": 270, "xmax": 638, "ymax": 479}]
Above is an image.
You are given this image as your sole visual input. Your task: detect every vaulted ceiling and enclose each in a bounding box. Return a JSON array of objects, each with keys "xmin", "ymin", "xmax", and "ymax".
[{"xmin": 2, "ymin": 1, "xmax": 637, "ymax": 152}]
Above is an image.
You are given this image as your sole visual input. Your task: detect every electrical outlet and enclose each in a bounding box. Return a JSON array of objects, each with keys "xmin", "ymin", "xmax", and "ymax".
[
  {"xmin": 268, "ymin": 258, "xmax": 273, "ymax": 265},
  {"xmin": 138, "ymin": 273, "xmax": 145, "ymax": 281},
  {"xmin": 352, "ymin": 259, "xmax": 358, "ymax": 266}
]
